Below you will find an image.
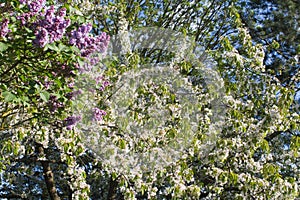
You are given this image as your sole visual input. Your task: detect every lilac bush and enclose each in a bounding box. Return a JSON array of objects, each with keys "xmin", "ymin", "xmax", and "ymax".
[
  {"xmin": 0, "ymin": 1, "xmax": 111, "ymax": 199},
  {"xmin": 17, "ymin": 1, "xmax": 71, "ymax": 47}
]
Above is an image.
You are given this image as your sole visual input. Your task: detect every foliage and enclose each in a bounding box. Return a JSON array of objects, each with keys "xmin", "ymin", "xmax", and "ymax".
[
  {"xmin": 239, "ymin": 0, "xmax": 300, "ymax": 85},
  {"xmin": 0, "ymin": 0, "xmax": 299, "ymax": 200}
]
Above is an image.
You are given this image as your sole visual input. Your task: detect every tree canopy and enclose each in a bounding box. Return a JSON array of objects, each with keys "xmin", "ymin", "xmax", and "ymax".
[{"xmin": 0, "ymin": 0, "xmax": 299, "ymax": 199}]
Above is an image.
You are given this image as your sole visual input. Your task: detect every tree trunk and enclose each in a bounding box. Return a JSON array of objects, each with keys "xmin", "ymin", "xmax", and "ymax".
[{"xmin": 36, "ymin": 144, "xmax": 61, "ymax": 200}]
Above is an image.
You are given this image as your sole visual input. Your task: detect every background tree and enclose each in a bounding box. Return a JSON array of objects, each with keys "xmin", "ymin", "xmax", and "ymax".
[
  {"xmin": 238, "ymin": 0, "xmax": 300, "ymax": 85},
  {"xmin": 71, "ymin": 0, "xmax": 299, "ymax": 199}
]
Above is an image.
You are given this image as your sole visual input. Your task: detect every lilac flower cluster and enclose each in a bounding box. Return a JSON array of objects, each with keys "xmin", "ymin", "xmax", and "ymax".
[
  {"xmin": 34, "ymin": 28, "xmax": 49, "ymax": 47},
  {"xmin": 95, "ymin": 76, "xmax": 110, "ymax": 91},
  {"xmin": 93, "ymin": 108, "xmax": 106, "ymax": 121},
  {"xmin": 100, "ymin": 81, "xmax": 110, "ymax": 91},
  {"xmin": 51, "ymin": 63, "xmax": 76, "ymax": 77},
  {"xmin": 37, "ymin": 76, "xmax": 53, "ymax": 89},
  {"xmin": 17, "ymin": 0, "xmax": 44, "ymax": 26},
  {"xmin": 79, "ymin": 57, "xmax": 101, "ymax": 72},
  {"xmin": 66, "ymin": 90, "xmax": 82, "ymax": 100},
  {"xmin": 33, "ymin": 6, "xmax": 71, "ymax": 47},
  {"xmin": 65, "ymin": 115, "xmax": 82, "ymax": 130},
  {"xmin": 0, "ymin": 18, "xmax": 10, "ymax": 38},
  {"xmin": 26, "ymin": 0, "xmax": 46, "ymax": 13},
  {"xmin": 69, "ymin": 23, "xmax": 110, "ymax": 57},
  {"xmin": 48, "ymin": 95, "xmax": 64, "ymax": 113},
  {"xmin": 44, "ymin": 80, "xmax": 53, "ymax": 89},
  {"xmin": 17, "ymin": 12, "xmax": 35, "ymax": 26}
]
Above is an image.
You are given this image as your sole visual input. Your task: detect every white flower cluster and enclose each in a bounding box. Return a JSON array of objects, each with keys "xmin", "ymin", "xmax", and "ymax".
[{"xmin": 67, "ymin": 160, "xmax": 90, "ymax": 200}]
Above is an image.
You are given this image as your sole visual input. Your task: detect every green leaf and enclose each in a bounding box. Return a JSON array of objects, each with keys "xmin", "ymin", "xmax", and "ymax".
[
  {"xmin": 64, "ymin": 143, "xmax": 69, "ymax": 153},
  {"xmin": 271, "ymin": 40, "xmax": 280, "ymax": 49},
  {"xmin": 75, "ymin": 146, "xmax": 83, "ymax": 156},
  {"xmin": 261, "ymin": 139, "xmax": 270, "ymax": 153},
  {"xmin": 40, "ymin": 91, "xmax": 50, "ymax": 102},
  {"xmin": 46, "ymin": 43, "xmax": 59, "ymax": 52},
  {"xmin": 0, "ymin": 42, "xmax": 9, "ymax": 52},
  {"xmin": 167, "ymin": 128, "xmax": 177, "ymax": 139},
  {"xmin": 118, "ymin": 139, "xmax": 126, "ymax": 149},
  {"xmin": 70, "ymin": 45, "xmax": 81, "ymax": 54},
  {"xmin": 2, "ymin": 91, "xmax": 16, "ymax": 102},
  {"xmin": 24, "ymin": 27, "xmax": 33, "ymax": 33},
  {"xmin": 77, "ymin": 57, "xmax": 85, "ymax": 67},
  {"xmin": 58, "ymin": 43, "xmax": 68, "ymax": 52},
  {"xmin": 169, "ymin": 93, "xmax": 176, "ymax": 103},
  {"xmin": 229, "ymin": 171, "xmax": 238, "ymax": 184}
]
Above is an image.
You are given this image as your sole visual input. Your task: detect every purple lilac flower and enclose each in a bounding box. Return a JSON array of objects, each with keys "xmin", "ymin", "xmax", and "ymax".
[
  {"xmin": 19, "ymin": 0, "xmax": 45, "ymax": 13},
  {"xmin": 103, "ymin": 81, "xmax": 110, "ymax": 87},
  {"xmin": 17, "ymin": 12, "xmax": 35, "ymax": 25},
  {"xmin": 95, "ymin": 76, "xmax": 110, "ymax": 91},
  {"xmin": 66, "ymin": 90, "xmax": 82, "ymax": 100},
  {"xmin": 58, "ymin": 8, "xmax": 66, "ymax": 17},
  {"xmin": 33, "ymin": 7, "xmax": 70, "ymax": 47},
  {"xmin": 48, "ymin": 95, "xmax": 64, "ymax": 113},
  {"xmin": 33, "ymin": 27, "xmax": 49, "ymax": 47},
  {"xmin": 27, "ymin": 0, "xmax": 46, "ymax": 13},
  {"xmin": 0, "ymin": 18, "xmax": 10, "ymax": 38},
  {"xmin": 43, "ymin": 5, "xmax": 55, "ymax": 24},
  {"xmin": 65, "ymin": 115, "xmax": 81, "ymax": 130},
  {"xmin": 99, "ymin": 80, "xmax": 110, "ymax": 91},
  {"xmin": 44, "ymin": 80, "xmax": 53, "ymax": 89},
  {"xmin": 69, "ymin": 24, "xmax": 110, "ymax": 57},
  {"xmin": 95, "ymin": 76, "xmax": 103, "ymax": 84},
  {"xmin": 93, "ymin": 108, "xmax": 106, "ymax": 121},
  {"xmin": 68, "ymin": 82, "xmax": 75, "ymax": 88},
  {"xmin": 89, "ymin": 57, "xmax": 99, "ymax": 66}
]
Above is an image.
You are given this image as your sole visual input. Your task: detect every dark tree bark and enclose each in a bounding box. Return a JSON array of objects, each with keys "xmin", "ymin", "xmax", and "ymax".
[
  {"xmin": 36, "ymin": 143, "xmax": 61, "ymax": 200},
  {"xmin": 106, "ymin": 175, "xmax": 118, "ymax": 200}
]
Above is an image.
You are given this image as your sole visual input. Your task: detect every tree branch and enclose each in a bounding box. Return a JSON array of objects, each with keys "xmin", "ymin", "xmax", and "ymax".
[
  {"xmin": 265, "ymin": 130, "xmax": 294, "ymax": 142},
  {"xmin": 0, "ymin": 188, "xmax": 28, "ymax": 200}
]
